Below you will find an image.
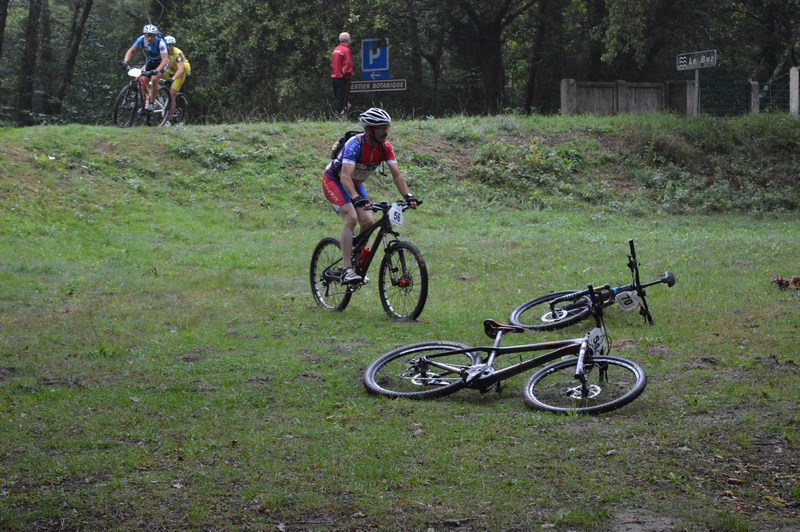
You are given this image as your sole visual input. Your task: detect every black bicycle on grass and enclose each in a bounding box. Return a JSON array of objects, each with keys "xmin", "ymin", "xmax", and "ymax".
[
  {"xmin": 310, "ymin": 201, "xmax": 428, "ymax": 321},
  {"xmin": 364, "ymin": 285, "xmax": 646, "ymax": 415},
  {"xmin": 509, "ymin": 240, "xmax": 675, "ymax": 331}
]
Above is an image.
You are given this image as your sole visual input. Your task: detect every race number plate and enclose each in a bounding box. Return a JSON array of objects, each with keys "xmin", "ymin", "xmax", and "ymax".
[
  {"xmin": 388, "ymin": 203, "xmax": 404, "ymax": 227},
  {"xmin": 615, "ymin": 290, "xmax": 643, "ymax": 312},
  {"xmin": 587, "ymin": 327, "xmax": 606, "ymax": 353}
]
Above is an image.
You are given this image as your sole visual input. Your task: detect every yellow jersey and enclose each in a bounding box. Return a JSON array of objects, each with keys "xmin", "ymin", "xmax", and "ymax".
[{"xmin": 167, "ymin": 47, "xmax": 191, "ymax": 76}]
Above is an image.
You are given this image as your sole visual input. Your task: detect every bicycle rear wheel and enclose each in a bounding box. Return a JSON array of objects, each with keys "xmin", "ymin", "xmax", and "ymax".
[
  {"xmin": 310, "ymin": 237, "xmax": 352, "ymax": 312},
  {"xmin": 378, "ymin": 241, "xmax": 428, "ymax": 321},
  {"xmin": 509, "ymin": 290, "xmax": 592, "ymax": 331},
  {"xmin": 363, "ymin": 341, "xmax": 478, "ymax": 399},
  {"xmin": 523, "ymin": 355, "xmax": 646, "ymax": 415},
  {"xmin": 112, "ymin": 85, "xmax": 139, "ymax": 127},
  {"xmin": 173, "ymin": 93, "xmax": 189, "ymax": 124}
]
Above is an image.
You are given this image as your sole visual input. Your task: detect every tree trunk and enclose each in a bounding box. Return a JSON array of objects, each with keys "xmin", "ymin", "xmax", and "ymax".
[
  {"xmin": 17, "ymin": 0, "xmax": 44, "ymax": 126},
  {"xmin": 405, "ymin": 0, "xmax": 426, "ymax": 114},
  {"xmin": 52, "ymin": 0, "xmax": 94, "ymax": 116},
  {"xmin": 524, "ymin": 2, "xmax": 547, "ymax": 113},
  {"xmin": 586, "ymin": 0, "xmax": 608, "ymax": 80},
  {"xmin": 0, "ymin": 0, "xmax": 10, "ymax": 59},
  {"xmin": 39, "ymin": 0, "xmax": 55, "ymax": 115},
  {"xmin": 480, "ymin": 35, "xmax": 506, "ymax": 114},
  {"xmin": 524, "ymin": 0, "xmax": 565, "ymax": 114},
  {"xmin": 421, "ymin": 31, "xmax": 445, "ymax": 115},
  {"xmin": 456, "ymin": 1, "xmax": 536, "ymax": 115}
]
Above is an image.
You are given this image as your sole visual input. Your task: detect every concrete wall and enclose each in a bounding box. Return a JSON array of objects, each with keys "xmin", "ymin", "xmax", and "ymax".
[
  {"xmin": 563, "ymin": 70, "xmax": 799, "ymax": 117},
  {"xmin": 562, "ymin": 79, "xmax": 666, "ymax": 116}
]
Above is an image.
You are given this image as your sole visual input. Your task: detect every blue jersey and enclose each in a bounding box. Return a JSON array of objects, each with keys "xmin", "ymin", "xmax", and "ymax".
[{"xmin": 133, "ymin": 35, "xmax": 167, "ymax": 63}]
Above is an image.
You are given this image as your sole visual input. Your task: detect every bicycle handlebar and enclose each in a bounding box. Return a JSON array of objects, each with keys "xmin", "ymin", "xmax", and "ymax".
[
  {"xmin": 547, "ymin": 269, "xmax": 675, "ymax": 308},
  {"xmin": 369, "ymin": 200, "xmax": 423, "ymax": 213}
]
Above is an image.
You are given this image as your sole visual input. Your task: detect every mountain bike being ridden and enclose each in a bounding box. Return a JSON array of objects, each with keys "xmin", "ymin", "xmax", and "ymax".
[
  {"xmin": 311, "ymin": 200, "xmax": 428, "ymax": 321},
  {"xmin": 321, "ymin": 107, "xmax": 418, "ymax": 284},
  {"xmin": 113, "ymin": 66, "xmax": 171, "ymax": 127},
  {"xmin": 121, "ymin": 24, "xmax": 169, "ymax": 114},
  {"xmin": 162, "ymin": 35, "xmax": 191, "ymax": 125}
]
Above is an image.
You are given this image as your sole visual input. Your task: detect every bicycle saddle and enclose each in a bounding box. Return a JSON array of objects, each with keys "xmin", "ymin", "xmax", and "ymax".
[{"xmin": 483, "ymin": 319, "xmax": 526, "ymax": 338}]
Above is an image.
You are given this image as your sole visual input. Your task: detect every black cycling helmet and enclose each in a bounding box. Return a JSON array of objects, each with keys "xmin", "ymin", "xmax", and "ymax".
[{"xmin": 358, "ymin": 107, "xmax": 392, "ymax": 127}]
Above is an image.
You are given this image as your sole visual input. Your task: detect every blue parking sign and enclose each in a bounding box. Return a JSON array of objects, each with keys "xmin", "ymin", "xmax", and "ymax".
[{"xmin": 362, "ymin": 39, "xmax": 389, "ymax": 72}]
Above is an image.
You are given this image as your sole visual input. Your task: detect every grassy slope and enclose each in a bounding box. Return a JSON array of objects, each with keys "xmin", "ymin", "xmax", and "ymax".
[{"xmin": 0, "ymin": 116, "xmax": 799, "ymax": 530}]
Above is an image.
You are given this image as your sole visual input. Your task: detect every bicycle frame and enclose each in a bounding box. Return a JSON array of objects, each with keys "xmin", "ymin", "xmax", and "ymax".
[
  {"xmin": 344, "ymin": 202, "xmax": 415, "ymax": 287},
  {"xmin": 352, "ymin": 209, "xmax": 395, "ymax": 269},
  {"xmin": 421, "ymin": 288, "xmax": 608, "ymax": 393}
]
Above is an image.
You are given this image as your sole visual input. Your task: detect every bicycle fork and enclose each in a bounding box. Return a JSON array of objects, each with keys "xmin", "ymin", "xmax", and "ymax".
[{"xmin": 573, "ymin": 327, "xmax": 609, "ymax": 399}]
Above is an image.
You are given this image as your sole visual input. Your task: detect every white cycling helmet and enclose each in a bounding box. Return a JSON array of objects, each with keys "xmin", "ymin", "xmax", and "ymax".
[
  {"xmin": 358, "ymin": 107, "xmax": 392, "ymax": 127},
  {"xmin": 143, "ymin": 24, "xmax": 159, "ymax": 35},
  {"xmin": 164, "ymin": 35, "xmax": 176, "ymax": 45}
]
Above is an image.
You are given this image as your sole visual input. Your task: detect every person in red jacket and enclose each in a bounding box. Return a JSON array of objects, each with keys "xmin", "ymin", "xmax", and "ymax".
[{"xmin": 330, "ymin": 32, "xmax": 353, "ymax": 119}]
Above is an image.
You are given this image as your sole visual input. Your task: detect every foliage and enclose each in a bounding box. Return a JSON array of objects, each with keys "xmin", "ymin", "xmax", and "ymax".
[{"xmin": 2, "ymin": 0, "xmax": 800, "ymax": 124}]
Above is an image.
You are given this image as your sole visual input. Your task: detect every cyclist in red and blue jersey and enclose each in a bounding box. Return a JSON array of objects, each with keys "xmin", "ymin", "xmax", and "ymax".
[
  {"xmin": 322, "ymin": 107, "xmax": 419, "ymax": 284},
  {"xmin": 121, "ymin": 24, "xmax": 169, "ymax": 112}
]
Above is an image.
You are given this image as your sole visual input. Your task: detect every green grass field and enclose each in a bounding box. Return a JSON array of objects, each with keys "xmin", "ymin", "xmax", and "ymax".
[{"xmin": 1, "ymin": 117, "xmax": 798, "ymax": 530}]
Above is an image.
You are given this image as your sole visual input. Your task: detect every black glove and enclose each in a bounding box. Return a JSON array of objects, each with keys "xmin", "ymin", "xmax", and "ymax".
[
  {"xmin": 145, "ymin": 69, "xmax": 157, "ymax": 77},
  {"xmin": 404, "ymin": 193, "xmax": 419, "ymax": 207},
  {"xmin": 352, "ymin": 196, "xmax": 369, "ymax": 208},
  {"xmin": 121, "ymin": 61, "xmax": 130, "ymax": 71}
]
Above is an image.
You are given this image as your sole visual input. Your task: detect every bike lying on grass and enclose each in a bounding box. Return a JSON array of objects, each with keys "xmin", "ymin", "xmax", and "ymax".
[
  {"xmin": 113, "ymin": 67, "xmax": 171, "ymax": 127},
  {"xmin": 509, "ymin": 239, "xmax": 676, "ymax": 331},
  {"xmin": 310, "ymin": 201, "xmax": 428, "ymax": 321},
  {"xmin": 364, "ymin": 284, "xmax": 647, "ymax": 415}
]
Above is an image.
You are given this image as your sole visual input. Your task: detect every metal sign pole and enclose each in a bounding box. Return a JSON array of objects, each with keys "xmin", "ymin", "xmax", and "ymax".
[
  {"xmin": 676, "ymin": 50, "xmax": 717, "ymax": 117},
  {"xmin": 695, "ymin": 70, "xmax": 700, "ymax": 115}
]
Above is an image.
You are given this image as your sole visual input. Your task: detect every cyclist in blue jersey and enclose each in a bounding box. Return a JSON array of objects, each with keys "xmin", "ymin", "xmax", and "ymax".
[
  {"xmin": 322, "ymin": 108, "xmax": 418, "ymax": 284},
  {"xmin": 121, "ymin": 24, "xmax": 169, "ymax": 111}
]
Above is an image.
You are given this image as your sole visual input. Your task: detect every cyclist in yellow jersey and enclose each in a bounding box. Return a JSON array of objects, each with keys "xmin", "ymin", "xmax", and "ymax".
[{"xmin": 163, "ymin": 35, "xmax": 191, "ymax": 125}]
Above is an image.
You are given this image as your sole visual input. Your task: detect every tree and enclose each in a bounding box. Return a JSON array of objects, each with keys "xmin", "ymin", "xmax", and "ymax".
[
  {"xmin": 51, "ymin": 0, "xmax": 94, "ymax": 116},
  {"xmin": 0, "ymin": 0, "xmax": 9, "ymax": 59},
  {"xmin": 397, "ymin": 0, "xmax": 448, "ymax": 114},
  {"xmin": 17, "ymin": 0, "xmax": 44, "ymax": 125},
  {"xmin": 448, "ymin": 0, "xmax": 537, "ymax": 114},
  {"xmin": 523, "ymin": 0, "xmax": 566, "ymax": 113}
]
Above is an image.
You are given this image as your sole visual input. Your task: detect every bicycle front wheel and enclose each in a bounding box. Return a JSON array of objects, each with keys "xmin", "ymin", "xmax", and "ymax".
[
  {"xmin": 150, "ymin": 86, "xmax": 172, "ymax": 126},
  {"xmin": 310, "ymin": 237, "xmax": 352, "ymax": 312},
  {"xmin": 112, "ymin": 85, "xmax": 139, "ymax": 127},
  {"xmin": 509, "ymin": 290, "xmax": 592, "ymax": 331},
  {"xmin": 378, "ymin": 241, "xmax": 428, "ymax": 321},
  {"xmin": 364, "ymin": 341, "xmax": 478, "ymax": 399},
  {"xmin": 523, "ymin": 355, "xmax": 646, "ymax": 415}
]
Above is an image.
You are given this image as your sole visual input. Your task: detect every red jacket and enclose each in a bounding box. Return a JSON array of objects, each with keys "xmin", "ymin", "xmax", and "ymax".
[{"xmin": 330, "ymin": 43, "xmax": 353, "ymax": 79}]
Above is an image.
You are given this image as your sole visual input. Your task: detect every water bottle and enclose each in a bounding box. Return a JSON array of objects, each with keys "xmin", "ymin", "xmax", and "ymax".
[{"xmin": 356, "ymin": 246, "xmax": 371, "ymax": 268}]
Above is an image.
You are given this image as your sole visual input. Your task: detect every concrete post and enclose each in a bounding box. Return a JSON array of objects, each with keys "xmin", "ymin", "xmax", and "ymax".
[
  {"xmin": 687, "ymin": 79, "xmax": 698, "ymax": 116},
  {"xmin": 616, "ymin": 80, "xmax": 628, "ymax": 114},
  {"xmin": 561, "ymin": 79, "xmax": 577, "ymax": 116},
  {"xmin": 791, "ymin": 67, "xmax": 799, "ymax": 117},
  {"xmin": 749, "ymin": 81, "xmax": 760, "ymax": 114}
]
